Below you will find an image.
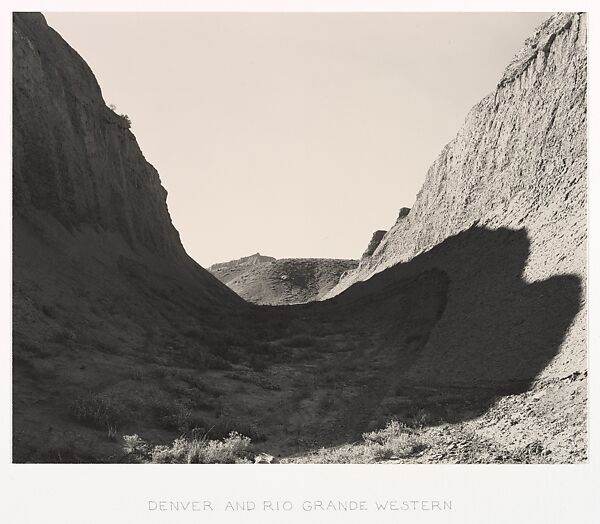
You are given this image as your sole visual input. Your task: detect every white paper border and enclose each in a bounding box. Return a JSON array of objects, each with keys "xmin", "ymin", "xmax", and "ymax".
[{"xmin": 1, "ymin": 1, "xmax": 597, "ymax": 523}]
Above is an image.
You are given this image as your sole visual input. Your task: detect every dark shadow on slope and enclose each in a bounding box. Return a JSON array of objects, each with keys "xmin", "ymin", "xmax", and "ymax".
[
  {"xmin": 287, "ymin": 226, "xmax": 582, "ymax": 444},
  {"xmin": 11, "ymin": 222, "xmax": 583, "ymax": 461}
]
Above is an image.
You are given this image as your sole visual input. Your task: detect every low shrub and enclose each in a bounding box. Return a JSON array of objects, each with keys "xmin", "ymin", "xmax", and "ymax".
[
  {"xmin": 285, "ymin": 420, "xmax": 425, "ymax": 464},
  {"xmin": 292, "ymin": 444, "xmax": 373, "ymax": 464},
  {"xmin": 122, "ymin": 434, "xmax": 151, "ymax": 462},
  {"xmin": 71, "ymin": 393, "xmax": 127, "ymax": 429},
  {"xmin": 120, "ymin": 114, "xmax": 132, "ymax": 128},
  {"xmin": 362, "ymin": 420, "xmax": 412, "ymax": 445},
  {"xmin": 173, "ymin": 384, "xmax": 214, "ymax": 411},
  {"xmin": 107, "ymin": 425, "xmax": 118, "ymax": 442},
  {"xmin": 362, "ymin": 420, "xmax": 423, "ymax": 460},
  {"xmin": 153, "ymin": 399, "xmax": 196, "ymax": 432},
  {"xmin": 369, "ymin": 433, "xmax": 422, "ymax": 460},
  {"xmin": 123, "ymin": 432, "xmax": 251, "ymax": 464},
  {"xmin": 211, "ymin": 419, "xmax": 265, "ymax": 442}
]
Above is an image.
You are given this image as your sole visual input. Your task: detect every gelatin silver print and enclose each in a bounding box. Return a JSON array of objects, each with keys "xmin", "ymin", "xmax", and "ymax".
[{"xmin": 12, "ymin": 11, "xmax": 587, "ymax": 465}]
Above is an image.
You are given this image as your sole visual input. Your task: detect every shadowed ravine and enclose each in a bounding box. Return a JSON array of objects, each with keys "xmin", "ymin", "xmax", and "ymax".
[
  {"xmin": 252, "ymin": 226, "xmax": 582, "ymax": 451},
  {"xmin": 13, "ymin": 224, "xmax": 582, "ymax": 461}
]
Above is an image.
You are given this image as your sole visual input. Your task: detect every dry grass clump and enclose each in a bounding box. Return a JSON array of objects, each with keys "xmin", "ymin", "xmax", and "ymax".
[
  {"xmin": 122, "ymin": 432, "xmax": 251, "ymax": 464},
  {"xmin": 71, "ymin": 392, "xmax": 127, "ymax": 429},
  {"xmin": 284, "ymin": 420, "xmax": 425, "ymax": 464},
  {"xmin": 368, "ymin": 432, "xmax": 423, "ymax": 461}
]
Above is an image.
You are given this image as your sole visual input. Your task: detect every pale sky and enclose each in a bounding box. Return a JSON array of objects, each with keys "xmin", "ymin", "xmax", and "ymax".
[{"xmin": 44, "ymin": 12, "xmax": 550, "ymax": 267}]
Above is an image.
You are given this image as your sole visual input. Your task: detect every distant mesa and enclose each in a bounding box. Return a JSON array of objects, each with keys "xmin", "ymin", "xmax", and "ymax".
[
  {"xmin": 209, "ymin": 252, "xmax": 275, "ymax": 273},
  {"xmin": 209, "ymin": 253, "xmax": 358, "ymax": 305}
]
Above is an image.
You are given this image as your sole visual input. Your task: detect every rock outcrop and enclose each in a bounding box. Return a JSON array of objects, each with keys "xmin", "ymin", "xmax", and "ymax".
[
  {"xmin": 209, "ymin": 255, "xmax": 358, "ymax": 305},
  {"xmin": 362, "ymin": 230, "xmax": 387, "ymax": 259},
  {"xmin": 328, "ymin": 12, "xmax": 587, "ymax": 378},
  {"xmin": 395, "ymin": 207, "xmax": 410, "ymax": 224}
]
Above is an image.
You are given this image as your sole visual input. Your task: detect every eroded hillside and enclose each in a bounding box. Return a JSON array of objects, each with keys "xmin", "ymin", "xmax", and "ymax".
[
  {"xmin": 328, "ymin": 13, "xmax": 587, "ymax": 381},
  {"xmin": 209, "ymin": 254, "xmax": 358, "ymax": 305}
]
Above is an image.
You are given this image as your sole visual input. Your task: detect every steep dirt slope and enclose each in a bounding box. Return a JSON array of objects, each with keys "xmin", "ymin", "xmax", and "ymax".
[
  {"xmin": 328, "ymin": 13, "xmax": 587, "ymax": 381},
  {"xmin": 13, "ymin": 12, "xmax": 239, "ymax": 305},
  {"xmin": 12, "ymin": 12, "xmax": 246, "ymax": 461},
  {"xmin": 210, "ymin": 254, "xmax": 358, "ymax": 305}
]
